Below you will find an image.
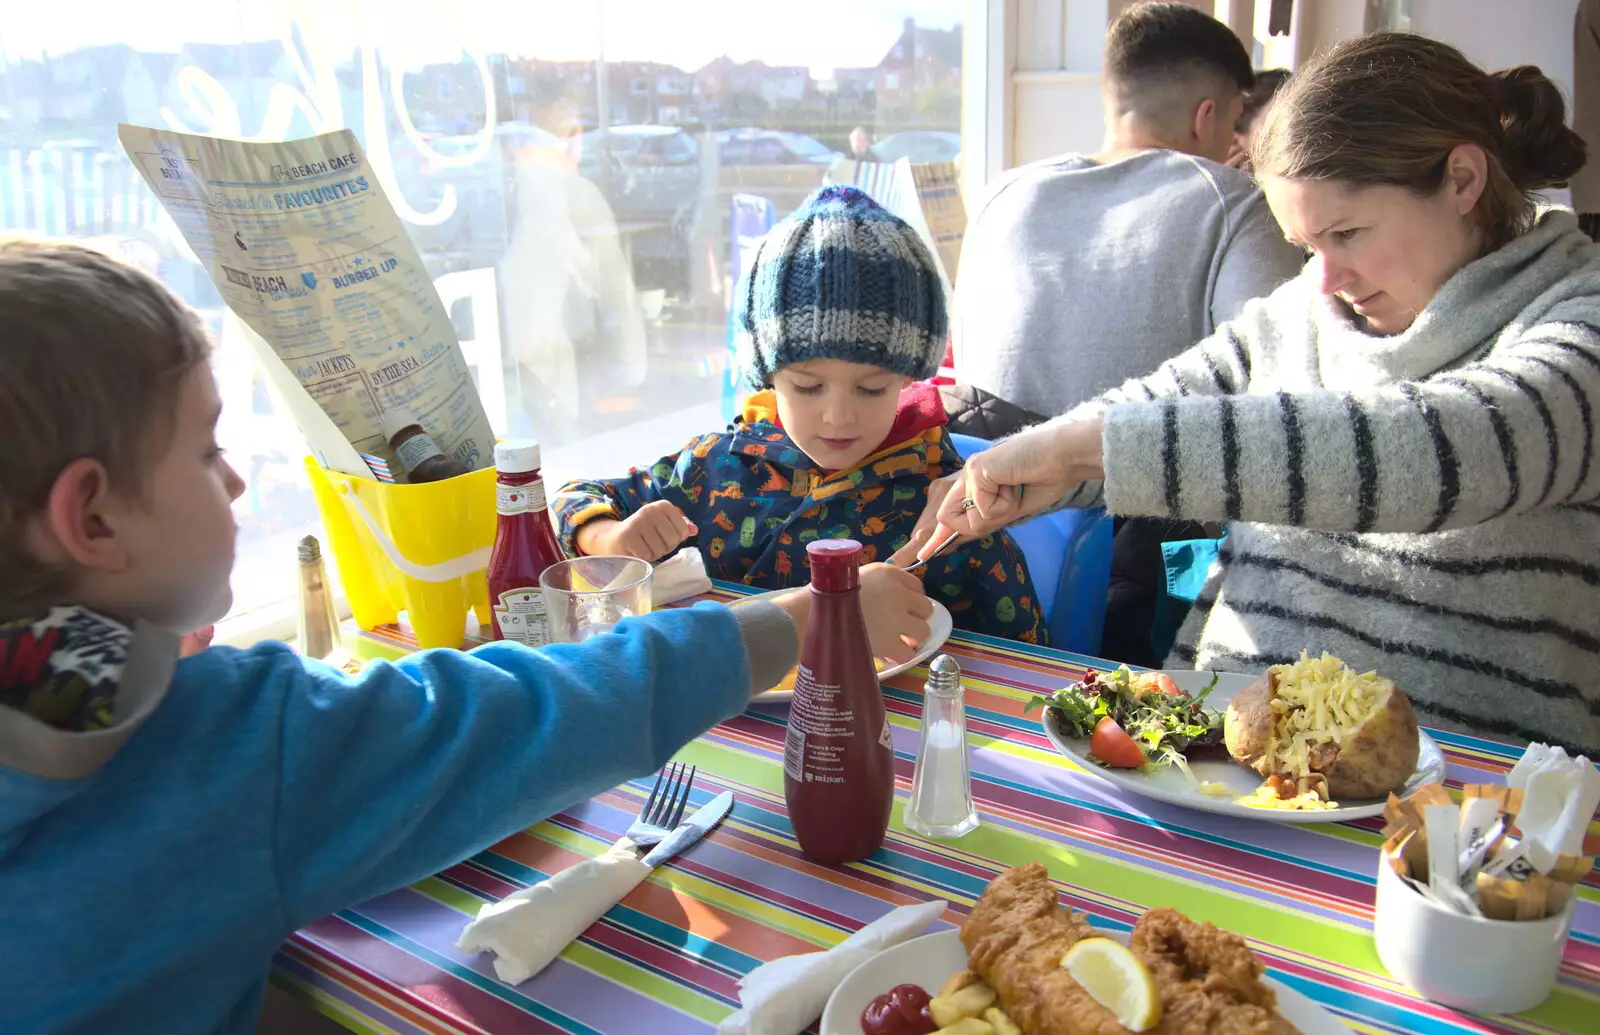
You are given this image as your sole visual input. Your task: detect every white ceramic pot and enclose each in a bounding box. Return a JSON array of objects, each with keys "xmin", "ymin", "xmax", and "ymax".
[{"xmin": 1373, "ymin": 847, "xmax": 1574, "ymax": 1015}]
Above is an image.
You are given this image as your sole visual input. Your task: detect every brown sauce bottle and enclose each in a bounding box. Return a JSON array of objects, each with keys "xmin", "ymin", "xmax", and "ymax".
[{"xmin": 782, "ymin": 539, "xmax": 895, "ymax": 863}]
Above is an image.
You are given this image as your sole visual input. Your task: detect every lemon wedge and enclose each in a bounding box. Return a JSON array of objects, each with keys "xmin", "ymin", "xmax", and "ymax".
[
  {"xmin": 1060, "ymin": 937, "xmax": 1161, "ymax": 1032},
  {"xmin": 569, "ymin": 569, "xmax": 603, "ymax": 593}
]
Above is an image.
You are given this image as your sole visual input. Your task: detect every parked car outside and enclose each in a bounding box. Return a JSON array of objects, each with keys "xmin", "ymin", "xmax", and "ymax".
[
  {"xmin": 385, "ymin": 122, "xmax": 567, "ymax": 274},
  {"xmin": 869, "ymin": 130, "xmax": 961, "ymax": 165},
  {"xmin": 574, "ymin": 125, "xmax": 702, "ymax": 293},
  {"xmin": 716, "ymin": 128, "xmax": 840, "ymax": 166},
  {"xmin": 576, "ymin": 125, "xmax": 700, "ymax": 220}
]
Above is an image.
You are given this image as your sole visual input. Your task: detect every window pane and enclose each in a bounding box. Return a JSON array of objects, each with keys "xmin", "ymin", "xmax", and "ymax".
[{"xmin": 0, "ymin": 1, "xmax": 965, "ymax": 618}]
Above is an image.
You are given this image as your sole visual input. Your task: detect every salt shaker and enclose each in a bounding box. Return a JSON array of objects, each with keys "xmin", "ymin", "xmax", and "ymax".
[{"xmin": 904, "ymin": 654, "xmax": 980, "ymax": 839}]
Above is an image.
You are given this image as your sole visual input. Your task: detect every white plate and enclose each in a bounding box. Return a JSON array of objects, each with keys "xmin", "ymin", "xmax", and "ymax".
[
  {"xmin": 732, "ymin": 592, "xmax": 954, "ymax": 703},
  {"xmin": 821, "ymin": 929, "xmax": 1348, "ymax": 1035},
  {"xmin": 1040, "ymin": 669, "xmax": 1446, "ymax": 823}
]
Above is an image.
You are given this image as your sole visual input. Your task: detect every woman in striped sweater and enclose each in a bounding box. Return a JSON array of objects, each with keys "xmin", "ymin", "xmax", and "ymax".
[{"xmin": 926, "ymin": 33, "xmax": 1600, "ymax": 754}]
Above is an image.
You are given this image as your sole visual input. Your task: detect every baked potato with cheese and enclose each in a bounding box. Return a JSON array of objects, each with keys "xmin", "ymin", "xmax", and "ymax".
[{"xmin": 1224, "ymin": 653, "xmax": 1420, "ymax": 800}]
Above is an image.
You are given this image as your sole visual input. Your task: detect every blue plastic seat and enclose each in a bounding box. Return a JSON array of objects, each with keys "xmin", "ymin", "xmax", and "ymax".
[{"xmin": 948, "ymin": 433, "xmax": 1112, "ymax": 656}]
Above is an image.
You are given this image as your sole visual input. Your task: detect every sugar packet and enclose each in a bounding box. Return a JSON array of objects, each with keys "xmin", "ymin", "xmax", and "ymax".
[
  {"xmin": 1381, "ymin": 744, "xmax": 1595, "ymax": 922},
  {"xmin": 1424, "ymin": 803, "xmax": 1481, "ymax": 915}
]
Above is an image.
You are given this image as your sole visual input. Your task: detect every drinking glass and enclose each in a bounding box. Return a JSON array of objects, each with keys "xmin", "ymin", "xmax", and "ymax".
[{"xmin": 540, "ymin": 557, "xmax": 653, "ymax": 643}]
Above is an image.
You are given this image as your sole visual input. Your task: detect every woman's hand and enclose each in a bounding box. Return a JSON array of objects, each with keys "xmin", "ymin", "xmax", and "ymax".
[
  {"xmin": 886, "ymin": 473, "xmax": 960, "ymax": 567},
  {"xmin": 576, "ymin": 501, "xmax": 697, "ymax": 560},
  {"xmin": 918, "ymin": 419, "xmax": 1105, "ymax": 558}
]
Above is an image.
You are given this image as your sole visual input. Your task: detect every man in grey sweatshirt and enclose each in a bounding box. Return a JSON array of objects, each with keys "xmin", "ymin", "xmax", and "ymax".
[{"xmin": 955, "ymin": 3, "xmax": 1305, "ymax": 418}]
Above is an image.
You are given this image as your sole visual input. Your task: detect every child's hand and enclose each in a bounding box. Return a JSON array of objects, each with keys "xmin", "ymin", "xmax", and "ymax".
[
  {"xmin": 179, "ymin": 625, "xmax": 214, "ymax": 657},
  {"xmin": 578, "ymin": 501, "xmax": 698, "ymax": 560},
  {"xmin": 858, "ymin": 563, "xmax": 933, "ymax": 663}
]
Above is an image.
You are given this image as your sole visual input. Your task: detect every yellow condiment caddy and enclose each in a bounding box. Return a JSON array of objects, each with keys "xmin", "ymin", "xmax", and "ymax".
[{"xmin": 303, "ymin": 457, "xmax": 497, "ymax": 649}]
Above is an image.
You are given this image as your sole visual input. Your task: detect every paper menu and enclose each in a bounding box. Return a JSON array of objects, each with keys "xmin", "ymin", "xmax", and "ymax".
[
  {"xmin": 907, "ymin": 160, "xmax": 966, "ymax": 286},
  {"xmin": 116, "ymin": 124, "xmax": 494, "ymax": 481}
]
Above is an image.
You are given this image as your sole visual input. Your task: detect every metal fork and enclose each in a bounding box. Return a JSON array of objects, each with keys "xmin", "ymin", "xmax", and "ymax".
[
  {"xmin": 898, "ymin": 528, "xmax": 963, "ymax": 574},
  {"xmin": 625, "ymin": 762, "xmax": 697, "ymax": 847}
]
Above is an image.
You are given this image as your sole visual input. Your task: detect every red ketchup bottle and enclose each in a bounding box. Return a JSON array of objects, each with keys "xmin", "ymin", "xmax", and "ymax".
[
  {"xmin": 486, "ymin": 439, "xmax": 567, "ymax": 647},
  {"xmin": 783, "ymin": 539, "xmax": 895, "ymax": 863}
]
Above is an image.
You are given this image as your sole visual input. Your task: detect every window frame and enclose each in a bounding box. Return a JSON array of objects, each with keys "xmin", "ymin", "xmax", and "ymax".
[{"xmin": 962, "ymin": 0, "xmax": 1013, "ymax": 201}]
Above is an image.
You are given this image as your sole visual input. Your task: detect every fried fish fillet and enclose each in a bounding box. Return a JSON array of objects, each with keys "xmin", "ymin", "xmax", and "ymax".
[
  {"xmin": 1128, "ymin": 907, "xmax": 1298, "ymax": 1034},
  {"xmin": 959, "ymin": 864, "xmax": 1300, "ymax": 1035}
]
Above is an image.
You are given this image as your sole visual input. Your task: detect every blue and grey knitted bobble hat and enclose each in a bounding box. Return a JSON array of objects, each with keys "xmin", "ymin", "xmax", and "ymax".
[{"xmin": 734, "ymin": 185, "xmax": 947, "ymax": 390}]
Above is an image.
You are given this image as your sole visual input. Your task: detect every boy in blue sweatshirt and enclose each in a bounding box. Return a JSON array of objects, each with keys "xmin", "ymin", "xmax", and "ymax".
[{"xmin": 0, "ymin": 240, "xmax": 931, "ymax": 1034}]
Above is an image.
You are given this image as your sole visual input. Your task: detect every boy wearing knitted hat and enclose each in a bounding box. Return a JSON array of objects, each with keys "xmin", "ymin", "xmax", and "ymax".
[{"xmin": 554, "ymin": 186, "xmax": 1045, "ymax": 642}]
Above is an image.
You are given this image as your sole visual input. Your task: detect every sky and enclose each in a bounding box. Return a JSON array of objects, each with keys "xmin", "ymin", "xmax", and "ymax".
[{"xmin": 0, "ymin": 0, "xmax": 965, "ymax": 76}]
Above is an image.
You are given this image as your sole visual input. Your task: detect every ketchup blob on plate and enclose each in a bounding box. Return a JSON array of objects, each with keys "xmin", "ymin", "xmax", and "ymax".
[{"xmin": 860, "ymin": 983, "xmax": 936, "ymax": 1035}]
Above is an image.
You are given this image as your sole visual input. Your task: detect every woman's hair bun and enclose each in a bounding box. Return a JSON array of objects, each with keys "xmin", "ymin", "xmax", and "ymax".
[
  {"xmin": 1492, "ymin": 65, "xmax": 1587, "ymax": 190},
  {"xmin": 1254, "ymin": 34, "xmax": 1586, "ymax": 247}
]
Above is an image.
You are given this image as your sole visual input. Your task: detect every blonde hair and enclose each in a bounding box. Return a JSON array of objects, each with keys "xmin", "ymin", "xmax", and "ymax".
[
  {"xmin": 1253, "ymin": 32, "xmax": 1587, "ymax": 249},
  {"xmin": 0, "ymin": 240, "xmax": 211, "ymax": 618}
]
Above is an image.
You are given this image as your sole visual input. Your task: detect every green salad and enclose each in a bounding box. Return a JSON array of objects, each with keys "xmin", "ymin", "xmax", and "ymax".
[{"xmin": 1026, "ymin": 666, "xmax": 1224, "ymax": 775}]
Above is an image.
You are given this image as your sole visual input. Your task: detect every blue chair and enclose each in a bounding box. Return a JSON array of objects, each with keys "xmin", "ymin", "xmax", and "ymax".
[{"xmin": 948, "ymin": 433, "xmax": 1112, "ymax": 656}]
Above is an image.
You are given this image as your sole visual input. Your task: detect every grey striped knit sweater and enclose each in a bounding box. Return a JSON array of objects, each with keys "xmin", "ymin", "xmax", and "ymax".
[{"xmin": 1059, "ymin": 209, "xmax": 1600, "ymax": 753}]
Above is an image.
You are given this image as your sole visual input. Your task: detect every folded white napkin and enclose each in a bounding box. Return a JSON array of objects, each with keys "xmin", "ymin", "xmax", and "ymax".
[
  {"xmin": 651, "ymin": 547, "xmax": 712, "ymax": 607},
  {"xmin": 717, "ymin": 899, "xmax": 949, "ymax": 1035},
  {"xmin": 1507, "ymin": 743, "xmax": 1600, "ymax": 856},
  {"xmin": 457, "ymin": 839, "xmax": 651, "ymax": 985}
]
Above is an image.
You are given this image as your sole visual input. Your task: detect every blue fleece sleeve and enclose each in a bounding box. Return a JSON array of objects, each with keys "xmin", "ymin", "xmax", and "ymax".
[{"xmin": 272, "ymin": 602, "xmax": 753, "ymax": 928}]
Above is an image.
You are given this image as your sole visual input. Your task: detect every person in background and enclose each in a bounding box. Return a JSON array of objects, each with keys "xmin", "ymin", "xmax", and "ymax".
[
  {"xmin": 948, "ymin": 4, "xmax": 1303, "ymax": 666},
  {"xmin": 554, "ymin": 186, "xmax": 1048, "ymax": 644},
  {"xmin": 499, "ymin": 75, "xmax": 646, "ymax": 440},
  {"xmin": 918, "ymin": 33, "xmax": 1600, "ymax": 754},
  {"xmin": 1228, "ymin": 68, "xmax": 1290, "ymax": 169},
  {"xmin": 849, "ymin": 125, "xmax": 874, "ymax": 161},
  {"xmin": 0, "ymin": 239, "xmax": 932, "ymax": 1033},
  {"xmin": 953, "ymin": 2, "xmax": 1303, "ymax": 419}
]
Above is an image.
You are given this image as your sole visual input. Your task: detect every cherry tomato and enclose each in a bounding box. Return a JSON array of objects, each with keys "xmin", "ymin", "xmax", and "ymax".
[
  {"xmin": 1089, "ymin": 716, "xmax": 1147, "ymax": 767},
  {"xmin": 1147, "ymin": 673, "xmax": 1182, "ymax": 696}
]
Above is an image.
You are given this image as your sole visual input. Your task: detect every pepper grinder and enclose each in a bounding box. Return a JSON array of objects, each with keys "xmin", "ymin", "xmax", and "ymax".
[
  {"xmin": 296, "ymin": 535, "xmax": 340, "ymax": 661},
  {"xmin": 904, "ymin": 654, "xmax": 981, "ymax": 839}
]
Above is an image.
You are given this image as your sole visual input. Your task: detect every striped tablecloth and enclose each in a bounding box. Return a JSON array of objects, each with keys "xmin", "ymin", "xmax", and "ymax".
[{"xmin": 272, "ymin": 586, "xmax": 1599, "ymax": 1035}]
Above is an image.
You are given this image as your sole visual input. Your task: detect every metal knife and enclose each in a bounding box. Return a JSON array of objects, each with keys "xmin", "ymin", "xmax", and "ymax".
[{"xmin": 642, "ymin": 791, "xmax": 733, "ymax": 867}]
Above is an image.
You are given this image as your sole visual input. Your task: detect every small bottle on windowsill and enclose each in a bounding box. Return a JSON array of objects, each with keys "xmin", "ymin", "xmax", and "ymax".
[
  {"xmin": 294, "ymin": 536, "xmax": 359, "ymax": 673},
  {"xmin": 382, "ymin": 409, "xmax": 469, "ymax": 484},
  {"xmin": 296, "ymin": 535, "xmax": 341, "ymax": 661}
]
